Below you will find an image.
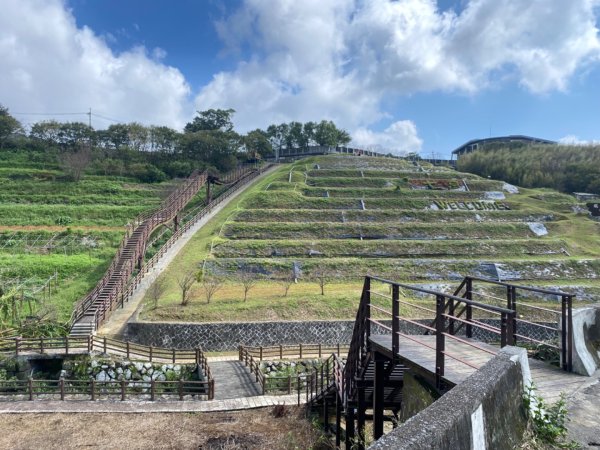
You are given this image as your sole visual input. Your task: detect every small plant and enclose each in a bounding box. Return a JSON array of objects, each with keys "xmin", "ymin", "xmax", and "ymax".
[{"xmin": 522, "ymin": 384, "xmax": 579, "ymax": 448}]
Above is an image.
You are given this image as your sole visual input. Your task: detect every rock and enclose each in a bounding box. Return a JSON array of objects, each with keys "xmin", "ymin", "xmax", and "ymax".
[
  {"xmin": 107, "ymin": 369, "xmax": 116, "ymax": 379},
  {"xmin": 143, "ymin": 375, "xmax": 151, "ymax": 382},
  {"xmin": 173, "ymin": 365, "xmax": 181, "ymax": 372},
  {"xmin": 502, "ymin": 183, "xmax": 519, "ymax": 194},
  {"xmin": 101, "ymin": 364, "xmax": 109, "ymax": 370},
  {"xmin": 484, "ymin": 191, "xmax": 506, "ymax": 200},
  {"xmin": 428, "ymin": 203, "xmax": 439, "ymax": 210},
  {"xmin": 91, "ymin": 360, "xmax": 98, "ymax": 369},
  {"xmin": 528, "ymin": 222, "xmax": 548, "ymax": 237},
  {"xmin": 96, "ymin": 371, "xmax": 109, "ymax": 382},
  {"xmin": 156, "ymin": 373, "xmax": 166, "ymax": 382},
  {"xmin": 134, "ymin": 362, "xmax": 144, "ymax": 372},
  {"xmin": 143, "ymin": 362, "xmax": 152, "ymax": 370},
  {"xmin": 116, "ymin": 367, "xmax": 123, "ymax": 375},
  {"xmin": 147, "ymin": 368, "xmax": 154, "ymax": 376},
  {"xmin": 124, "ymin": 369, "xmax": 132, "ymax": 380},
  {"xmin": 474, "ymin": 214, "xmax": 483, "ymax": 222}
]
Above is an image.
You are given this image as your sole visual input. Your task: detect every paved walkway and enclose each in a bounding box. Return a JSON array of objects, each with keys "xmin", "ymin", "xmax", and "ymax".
[
  {"xmin": 98, "ymin": 166, "xmax": 278, "ymax": 339},
  {"xmin": 0, "ymin": 394, "xmax": 301, "ymax": 414},
  {"xmin": 566, "ymin": 369, "xmax": 600, "ymax": 449},
  {"xmin": 210, "ymin": 361, "xmax": 262, "ymax": 400}
]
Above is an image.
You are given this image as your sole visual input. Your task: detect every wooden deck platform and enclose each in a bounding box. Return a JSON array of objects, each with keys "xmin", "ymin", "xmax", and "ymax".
[{"xmin": 369, "ymin": 334, "xmax": 589, "ymax": 401}]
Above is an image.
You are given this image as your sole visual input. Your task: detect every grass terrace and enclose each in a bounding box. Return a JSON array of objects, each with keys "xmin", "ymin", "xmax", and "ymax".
[{"xmin": 142, "ymin": 155, "xmax": 600, "ymax": 323}]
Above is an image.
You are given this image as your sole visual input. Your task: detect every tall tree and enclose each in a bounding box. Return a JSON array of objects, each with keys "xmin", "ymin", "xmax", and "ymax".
[
  {"xmin": 184, "ymin": 108, "xmax": 235, "ymax": 133},
  {"xmin": 0, "ymin": 105, "xmax": 23, "ymax": 149}
]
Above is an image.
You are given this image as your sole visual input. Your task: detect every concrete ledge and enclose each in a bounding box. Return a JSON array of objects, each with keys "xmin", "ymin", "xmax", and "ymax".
[
  {"xmin": 369, "ymin": 347, "xmax": 529, "ymax": 450},
  {"xmin": 569, "ymin": 305, "xmax": 600, "ymax": 376}
]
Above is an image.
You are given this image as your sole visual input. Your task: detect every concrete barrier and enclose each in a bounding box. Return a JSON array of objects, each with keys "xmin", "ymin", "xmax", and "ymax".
[{"xmin": 369, "ymin": 347, "xmax": 530, "ymax": 450}]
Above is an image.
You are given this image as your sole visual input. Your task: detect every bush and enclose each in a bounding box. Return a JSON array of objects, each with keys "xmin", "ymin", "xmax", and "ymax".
[{"xmin": 129, "ymin": 163, "xmax": 167, "ymax": 183}]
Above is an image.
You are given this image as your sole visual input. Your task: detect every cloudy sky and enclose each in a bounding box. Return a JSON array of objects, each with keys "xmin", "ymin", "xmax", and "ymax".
[{"xmin": 1, "ymin": 0, "xmax": 600, "ymax": 157}]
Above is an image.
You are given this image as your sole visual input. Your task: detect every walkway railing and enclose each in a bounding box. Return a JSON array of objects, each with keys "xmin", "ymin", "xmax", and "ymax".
[
  {"xmin": 238, "ymin": 344, "xmax": 345, "ymax": 403},
  {"xmin": 119, "ymin": 164, "xmax": 271, "ymax": 310},
  {"xmin": 453, "ymin": 276, "xmax": 574, "ymax": 372},
  {"xmin": 0, "ymin": 378, "xmax": 211, "ymax": 402},
  {"xmin": 70, "ymin": 163, "xmax": 269, "ymax": 334}
]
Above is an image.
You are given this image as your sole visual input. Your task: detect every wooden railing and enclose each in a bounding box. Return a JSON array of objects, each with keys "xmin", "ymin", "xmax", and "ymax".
[
  {"xmin": 453, "ymin": 276, "xmax": 574, "ymax": 372},
  {"xmin": 238, "ymin": 344, "xmax": 346, "ymax": 403},
  {"xmin": 118, "ymin": 164, "xmax": 270, "ymax": 310},
  {"xmin": 0, "ymin": 378, "xmax": 212, "ymax": 402},
  {"xmin": 70, "ymin": 163, "xmax": 269, "ymax": 333},
  {"xmin": 0, "ymin": 335, "xmax": 214, "ymax": 400}
]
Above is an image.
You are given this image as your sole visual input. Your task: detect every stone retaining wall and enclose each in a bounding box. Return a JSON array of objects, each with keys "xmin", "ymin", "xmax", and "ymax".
[
  {"xmin": 125, "ymin": 320, "xmax": 355, "ymax": 351},
  {"xmin": 126, "ymin": 319, "xmax": 557, "ymax": 352},
  {"xmin": 369, "ymin": 347, "xmax": 530, "ymax": 450}
]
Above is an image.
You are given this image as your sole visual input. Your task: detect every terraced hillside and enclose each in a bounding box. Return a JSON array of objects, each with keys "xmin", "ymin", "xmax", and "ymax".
[
  {"xmin": 0, "ymin": 153, "xmax": 206, "ymax": 333},
  {"xmin": 143, "ymin": 155, "xmax": 600, "ymax": 323}
]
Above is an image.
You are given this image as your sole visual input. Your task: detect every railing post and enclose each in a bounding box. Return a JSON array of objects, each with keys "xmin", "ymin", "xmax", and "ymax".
[
  {"xmin": 299, "ymin": 344, "xmax": 303, "ymax": 359},
  {"xmin": 151, "ymin": 379, "xmax": 155, "ymax": 401},
  {"xmin": 259, "ymin": 346, "xmax": 263, "ymax": 361},
  {"xmin": 568, "ymin": 295, "xmax": 573, "ymax": 372},
  {"xmin": 209, "ymin": 379, "xmax": 215, "ymax": 400},
  {"xmin": 172, "ymin": 348, "xmax": 176, "ymax": 364},
  {"xmin": 121, "ymin": 379, "xmax": 126, "ymax": 401},
  {"xmin": 288, "ymin": 375, "xmax": 292, "ymax": 394},
  {"xmin": 178, "ymin": 379, "xmax": 184, "ymax": 401},
  {"xmin": 435, "ymin": 294, "xmax": 445, "ymax": 390},
  {"xmin": 279, "ymin": 344, "xmax": 283, "ymax": 359},
  {"xmin": 103, "ymin": 336, "xmax": 107, "ymax": 354},
  {"xmin": 297, "ymin": 375, "xmax": 301, "ymax": 405},
  {"xmin": 318, "ymin": 343, "xmax": 322, "ymax": 358},
  {"xmin": 15, "ymin": 337, "xmax": 20, "ymax": 356},
  {"xmin": 60, "ymin": 378, "xmax": 65, "ymax": 401},
  {"xmin": 40, "ymin": 337, "xmax": 44, "ymax": 354},
  {"xmin": 28, "ymin": 378, "xmax": 33, "ymax": 401},
  {"xmin": 87, "ymin": 334, "xmax": 92, "ymax": 352},
  {"xmin": 507, "ymin": 285, "xmax": 517, "ymax": 345},
  {"xmin": 149, "ymin": 346, "xmax": 153, "ymax": 362},
  {"xmin": 448, "ymin": 297, "xmax": 455, "ymax": 335},
  {"xmin": 126, "ymin": 341, "xmax": 130, "ymax": 359},
  {"xmin": 91, "ymin": 378, "xmax": 96, "ymax": 401},
  {"xmin": 392, "ymin": 284, "xmax": 399, "ymax": 356},
  {"xmin": 500, "ymin": 312, "xmax": 508, "ymax": 347},
  {"xmin": 364, "ymin": 277, "xmax": 371, "ymax": 341},
  {"xmin": 65, "ymin": 336, "xmax": 69, "ymax": 356}
]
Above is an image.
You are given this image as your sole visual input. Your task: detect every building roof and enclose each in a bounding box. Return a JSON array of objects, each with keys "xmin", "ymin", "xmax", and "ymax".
[{"xmin": 451, "ymin": 135, "xmax": 556, "ymax": 155}]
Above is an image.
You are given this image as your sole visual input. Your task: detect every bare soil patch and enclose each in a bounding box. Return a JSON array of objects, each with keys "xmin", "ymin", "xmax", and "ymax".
[{"xmin": 0, "ymin": 407, "xmax": 330, "ymax": 450}]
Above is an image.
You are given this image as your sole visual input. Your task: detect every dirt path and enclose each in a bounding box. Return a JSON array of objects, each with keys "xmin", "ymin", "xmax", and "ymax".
[{"xmin": 97, "ymin": 166, "xmax": 277, "ymax": 338}]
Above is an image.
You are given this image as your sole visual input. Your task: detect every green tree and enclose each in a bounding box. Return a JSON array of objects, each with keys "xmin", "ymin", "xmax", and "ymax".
[
  {"xmin": 184, "ymin": 108, "xmax": 235, "ymax": 133},
  {"xmin": 0, "ymin": 105, "xmax": 23, "ymax": 149},
  {"xmin": 244, "ymin": 129, "xmax": 273, "ymax": 159},
  {"xmin": 314, "ymin": 120, "xmax": 351, "ymax": 146}
]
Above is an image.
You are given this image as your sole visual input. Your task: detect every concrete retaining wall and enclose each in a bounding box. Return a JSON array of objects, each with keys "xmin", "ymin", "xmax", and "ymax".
[{"xmin": 369, "ymin": 347, "xmax": 530, "ymax": 450}]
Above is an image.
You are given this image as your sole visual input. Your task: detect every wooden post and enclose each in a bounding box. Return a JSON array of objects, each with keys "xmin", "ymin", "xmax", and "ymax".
[
  {"xmin": 435, "ymin": 294, "xmax": 446, "ymax": 390},
  {"xmin": 87, "ymin": 335, "xmax": 92, "ymax": 353},
  {"xmin": 287, "ymin": 375, "xmax": 292, "ymax": 394},
  {"xmin": 40, "ymin": 337, "xmax": 44, "ymax": 354},
  {"xmin": 299, "ymin": 343, "xmax": 303, "ymax": 359},
  {"xmin": 126, "ymin": 341, "xmax": 130, "ymax": 359},
  {"xmin": 121, "ymin": 379, "xmax": 126, "ymax": 401},
  {"xmin": 91, "ymin": 379, "xmax": 96, "ymax": 401},
  {"xmin": 209, "ymin": 379, "xmax": 214, "ymax": 400},
  {"xmin": 60, "ymin": 378, "xmax": 65, "ymax": 401},
  {"xmin": 373, "ymin": 352, "xmax": 385, "ymax": 440},
  {"xmin": 103, "ymin": 336, "xmax": 107, "ymax": 354},
  {"xmin": 151, "ymin": 379, "xmax": 155, "ymax": 401},
  {"xmin": 345, "ymin": 405, "xmax": 356, "ymax": 449},
  {"xmin": 28, "ymin": 378, "xmax": 33, "ymax": 401},
  {"xmin": 280, "ymin": 345, "xmax": 283, "ymax": 359},
  {"xmin": 15, "ymin": 337, "xmax": 20, "ymax": 356},
  {"xmin": 297, "ymin": 376, "xmax": 301, "ymax": 405},
  {"xmin": 259, "ymin": 346, "xmax": 263, "ymax": 361},
  {"xmin": 335, "ymin": 395, "xmax": 342, "ymax": 447},
  {"xmin": 392, "ymin": 284, "xmax": 399, "ymax": 356},
  {"xmin": 65, "ymin": 336, "xmax": 69, "ymax": 356},
  {"xmin": 318, "ymin": 343, "xmax": 322, "ymax": 358},
  {"xmin": 178, "ymin": 379, "xmax": 184, "ymax": 401},
  {"xmin": 500, "ymin": 312, "xmax": 508, "ymax": 347},
  {"xmin": 172, "ymin": 348, "xmax": 176, "ymax": 364},
  {"xmin": 357, "ymin": 386, "xmax": 366, "ymax": 450},
  {"xmin": 149, "ymin": 346, "xmax": 153, "ymax": 362}
]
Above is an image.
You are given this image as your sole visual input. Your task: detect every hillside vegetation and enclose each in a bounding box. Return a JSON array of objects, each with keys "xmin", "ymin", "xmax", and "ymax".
[
  {"xmin": 143, "ymin": 154, "xmax": 600, "ymax": 323},
  {"xmin": 457, "ymin": 144, "xmax": 600, "ymax": 194},
  {"xmin": 0, "ymin": 151, "xmax": 192, "ymax": 335}
]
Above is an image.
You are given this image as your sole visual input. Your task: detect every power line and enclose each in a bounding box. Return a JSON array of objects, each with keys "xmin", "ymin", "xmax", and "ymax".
[{"xmin": 13, "ymin": 112, "xmax": 88, "ymax": 116}]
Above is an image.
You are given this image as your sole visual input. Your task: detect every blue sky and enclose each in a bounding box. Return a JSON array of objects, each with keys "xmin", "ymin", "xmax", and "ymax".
[{"xmin": 2, "ymin": 0, "xmax": 600, "ymax": 157}]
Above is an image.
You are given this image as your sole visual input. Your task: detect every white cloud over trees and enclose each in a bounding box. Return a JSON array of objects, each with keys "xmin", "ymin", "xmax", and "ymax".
[{"xmin": 1, "ymin": 0, "xmax": 599, "ymax": 154}]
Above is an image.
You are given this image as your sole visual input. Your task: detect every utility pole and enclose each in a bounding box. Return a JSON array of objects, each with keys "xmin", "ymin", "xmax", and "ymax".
[{"xmin": 88, "ymin": 108, "xmax": 92, "ymax": 128}]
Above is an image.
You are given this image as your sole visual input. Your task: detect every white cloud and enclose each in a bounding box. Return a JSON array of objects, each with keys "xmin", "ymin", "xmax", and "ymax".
[
  {"xmin": 0, "ymin": 0, "xmax": 191, "ymax": 129},
  {"xmin": 352, "ymin": 121, "xmax": 423, "ymax": 155},
  {"xmin": 559, "ymin": 135, "xmax": 600, "ymax": 145},
  {"xmin": 198, "ymin": 0, "xmax": 600, "ymax": 149}
]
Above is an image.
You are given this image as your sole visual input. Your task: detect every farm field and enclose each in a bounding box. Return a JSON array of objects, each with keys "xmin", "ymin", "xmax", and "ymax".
[
  {"xmin": 141, "ymin": 155, "xmax": 600, "ymax": 323},
  {"xmin": 0, "ymin": 152, "xmax": 200, "ymax": 335}
]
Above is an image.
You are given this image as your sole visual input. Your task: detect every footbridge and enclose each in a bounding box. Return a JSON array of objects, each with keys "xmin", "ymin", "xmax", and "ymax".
[{"xmin": 308, "ymin": 275, "xmax": 589, "ymax": 449}]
